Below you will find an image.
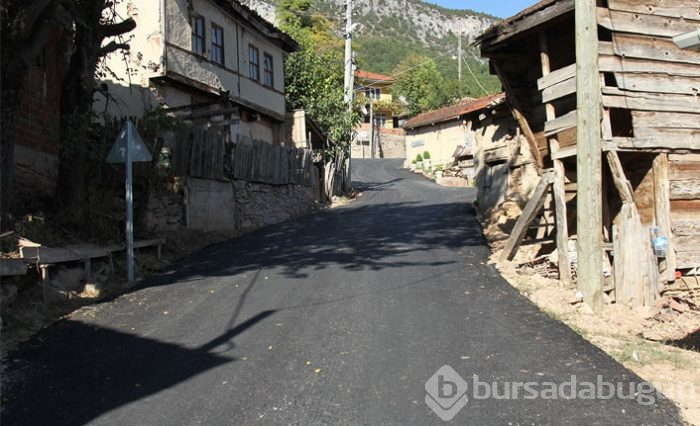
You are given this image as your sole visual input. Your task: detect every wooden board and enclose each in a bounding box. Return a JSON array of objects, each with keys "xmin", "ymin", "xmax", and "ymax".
[
  {"xmin": 499, "ymin": 171, "xmax": 554, "ymax": 261},
  {"xmin": 599, "ymin": 55, "xmax": 700, "ymax": 77},
  {"xmin": 612, "ymin": 33, "xmax": 700, "ymax": 66},
  {"xmin": 607, "ymin": 0, "xmax": 700, "ymax": 20},
  {"xmin": 632, "ymin": 128, "xmax": 700, "ymax": 149},
  {"xmin": 653, "ymin": 154, "xmax": 676, "ymax": 282},
  {"xmin": 670, "ymin": 180, "xmax": 700, "ymax": 200},
  {"xmin": 671, "ymin": 200, "xmax": 700, "ymax": 220},
  {"xmin": 613, "ymin": 73, "xmax": 700, "ymax": 95},
  {"xmin": 670, "ymin": 161, "xmax": 700, "ymax": 181},
  {"xmin": 19, "ymin": 244, "xmax": 111, "ymax": 264},
  {"xmin": 542, "ymin": 76, "xmax": 576, "ymax": 103},
  {"xmin": 613, "ymin": 202, "xmax": 659, "ymax": 307},
  {"xmin": 544, "ymin": 110, "xmax": 576, "ymax": 137},
  {"xmin": 633, "ymin": 111, "xmax": 700, "ymax": 130},
  {"xmin": 601, "ymin": 88, "xmax": 700, "ymax": 114},
  {"xmin": 597, "ymin": 7, "xmax": 700, "ymax": 38},
  {"xmin": 537, "ymin": 63, "xmax": 576, "ymax": 91}
]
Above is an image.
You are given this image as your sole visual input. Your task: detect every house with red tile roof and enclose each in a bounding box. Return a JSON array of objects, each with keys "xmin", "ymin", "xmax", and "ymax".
[
  {"xmin": 402, "ymin": 93, "xmax": 505, "ymax": 168},
  {"xmin": 352, "ymin": 70, "xmax": 406, "ymax": 159}
]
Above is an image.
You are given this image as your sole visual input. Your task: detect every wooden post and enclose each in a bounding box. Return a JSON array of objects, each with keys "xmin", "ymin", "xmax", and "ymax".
[
  {"xmin": 492, "ymin": 61, "xmax": 543, "ymax": 171},
  {"xmin": 653, "ymin": 154, "xmax": 676, "ymax": 283},
  {"xmin": 539, "ymin": 31, "xmax": 572, "ymax": 285},
  {"xmin": 575, "ymin": 0, "xmax": 604, "ymax": 312}
]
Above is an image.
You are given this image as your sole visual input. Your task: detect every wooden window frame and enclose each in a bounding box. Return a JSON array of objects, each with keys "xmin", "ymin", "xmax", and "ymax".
[
  {"xmin": 211, "ymin": 22, "xmax": 224, "ymax": 65},
  {"xmin": 191, "ymin": 15, "xmax": 206, "ymax": 56},
  {"xmin": 249, "ymin": 44, "xmax": 260, "ymax": 81},
  {"xmin": 263, "ymin": 53, "xmax": 274, "ymax": 88}
]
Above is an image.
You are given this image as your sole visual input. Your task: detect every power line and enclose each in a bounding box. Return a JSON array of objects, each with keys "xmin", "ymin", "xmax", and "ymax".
[
  {"xmin": 462, "ymin": 56, "xmax": 489, "ymax": 96},
  {"xmin": 356, "ymin": 48, "xmax": 458, "ymax": 90}
]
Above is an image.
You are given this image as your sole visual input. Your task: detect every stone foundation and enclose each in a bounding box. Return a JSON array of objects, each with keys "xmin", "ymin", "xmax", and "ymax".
[{"xmin": 146, "ymin": 178, "xmax": 316, "ymax": 233}]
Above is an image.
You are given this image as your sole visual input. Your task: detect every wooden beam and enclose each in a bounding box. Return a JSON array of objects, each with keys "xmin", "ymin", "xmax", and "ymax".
[
  {"xmin": 606, "ymin": 151, "xmax": 635, "ymax": 204},
  {"xmin": 576, "ymin": 0, "xmax": 604, "ymax": 312},
  {"xmin": 500, "ymin": 171, "xmax": 554, "ymax": 262},
  {"xmin": 653, "ymin": 154, "xmax": 676, "ymax": 283},
  {"xmin": 479, "ymin": 0, "xmax": 575, "ymax": 50},
  {"xmin": 492, "ymin": 61, "xmax": 543, "ymax": 171},
  {"xmin": 540, "ymin": 30, "xmax": 572, "ymax": 285},
  {"xmin": 613, "ymin": 73, "xmax": 700, "ymax": 95}
]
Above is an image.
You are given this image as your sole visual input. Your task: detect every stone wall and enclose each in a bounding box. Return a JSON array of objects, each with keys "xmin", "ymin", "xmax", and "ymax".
[
  {"xmin": 146, "ymin": 178, "xmax": 316, "ymax": 233},
  {"xmin": 232, "ymin": 180, "xmax": 316, "ymax": 231}
]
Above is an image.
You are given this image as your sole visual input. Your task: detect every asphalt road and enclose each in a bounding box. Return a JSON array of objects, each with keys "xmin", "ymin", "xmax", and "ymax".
[{"xmin": 1, "ymin": 159, "xmax": 683, "ymax": 425}]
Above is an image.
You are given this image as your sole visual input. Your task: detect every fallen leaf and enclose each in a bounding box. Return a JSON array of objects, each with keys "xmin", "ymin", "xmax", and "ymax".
[
  {"xmin": 305, "ymin": 361, "xmax": 311, "ymax": 365},
  {"xmin": 314, "ymin": 368, "xmax": 321, "ymax": 374}
]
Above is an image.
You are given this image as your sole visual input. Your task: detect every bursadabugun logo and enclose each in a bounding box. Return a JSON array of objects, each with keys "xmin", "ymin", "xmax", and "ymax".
[{"xmin": 424, "ymin": 365, "xmax": 469, "ymax": 421}]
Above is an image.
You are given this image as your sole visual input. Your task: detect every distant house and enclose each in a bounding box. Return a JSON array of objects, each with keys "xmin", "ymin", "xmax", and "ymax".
[
  {"xmin": 402, "ymin": 93, "xmax": 505, "ymax": 170},
  {"xmin": 352, "ymin": 70, "xmax": 406, "ymax": 159},
  {"xmin": 97, "ymin": 0, "xmax": 298, "ymax": 144}
]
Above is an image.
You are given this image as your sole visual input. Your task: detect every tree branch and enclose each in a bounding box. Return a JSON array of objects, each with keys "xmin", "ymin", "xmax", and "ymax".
[
  {"xmin": 98, "ymin": 41, "xmax": 130, "ymax": 57},
  {"xmin": 99, "ymin": 17, "xmax": 136, "ymax": 38}
]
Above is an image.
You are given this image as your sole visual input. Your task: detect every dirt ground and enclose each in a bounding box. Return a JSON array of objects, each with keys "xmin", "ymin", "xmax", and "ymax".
[{"xmin": 493, "ymin": 253, "xmax": 700, "ymax": 425}]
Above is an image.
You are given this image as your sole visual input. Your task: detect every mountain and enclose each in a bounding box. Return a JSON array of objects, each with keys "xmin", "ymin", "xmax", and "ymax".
[{"xmin": 246, "ymin": 0, "xmax": 501, "ymax": 93}]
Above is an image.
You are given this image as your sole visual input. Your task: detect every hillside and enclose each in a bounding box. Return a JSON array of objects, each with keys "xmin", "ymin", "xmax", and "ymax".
[{"xmin": 247, "ymin": 0, "xmax": 502, "ymax": 94}]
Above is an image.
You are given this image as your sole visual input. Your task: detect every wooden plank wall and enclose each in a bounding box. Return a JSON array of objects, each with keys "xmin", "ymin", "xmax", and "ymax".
[
  {"xmin": 669, "ymin": 154, "xmax": 700, "ymax": 269},
  {"xmin": 231, "ymin": 134, "xmax": 313, "ymax": 186},
  {"xmin": 172, "ymin": 127, "xmax": 313, "ymax": 186},
  {"xmin": 598, "ymin": 0, "xmax": 700, "ymax": 149}
]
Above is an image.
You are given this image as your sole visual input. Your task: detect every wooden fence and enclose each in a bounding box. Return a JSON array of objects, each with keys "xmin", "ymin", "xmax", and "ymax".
[{"xmin": 171, "ymin": 127, "xmax": 313, "ymax": 186}]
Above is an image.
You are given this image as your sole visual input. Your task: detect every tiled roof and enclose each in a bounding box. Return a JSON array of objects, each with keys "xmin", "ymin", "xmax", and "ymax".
[
  {"xmin": 402, "ymin": 93, "xmax": 506, "ymax": 130},
  {"xmin": 355, "ymin": 69, "xmax": 395, "ymax": 83}
]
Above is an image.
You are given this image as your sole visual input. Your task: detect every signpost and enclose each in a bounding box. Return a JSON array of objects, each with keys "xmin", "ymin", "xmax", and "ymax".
[{"xmin": 106, "ymin": 120, "xmax": 152, "ymax": 282}]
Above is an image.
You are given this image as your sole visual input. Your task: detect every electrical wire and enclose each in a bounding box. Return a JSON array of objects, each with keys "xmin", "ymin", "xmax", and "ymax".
[{"xmin": 462, "ymin": 56, "xmax": 489, "ymax": 96}]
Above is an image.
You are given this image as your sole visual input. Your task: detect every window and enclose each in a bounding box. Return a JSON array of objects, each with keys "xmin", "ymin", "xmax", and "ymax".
[
  {"xmin": 211, "ymin": 23, "xmax": 224, "ymax": 65},
  {"xmin": 191, "ymin": 16, "xmax": 205, "ymax": 55},
  {"xmin": 374, "ymin": 113, "xmax": 387, "ymax": 128},
  {"xmin": 263, "ymin": 53, "xmax": 274, "ymax": 87},
  {"xmin": 365, "ymin": 87, "xmax": 381, "ymax": 100},
  {"xmin": 249, "ymin": 45, "xmax": 260, "ymax": 81}
]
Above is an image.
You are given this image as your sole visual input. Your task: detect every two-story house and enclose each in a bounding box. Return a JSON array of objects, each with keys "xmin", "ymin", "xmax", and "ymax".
[
  {"xmin": 352, "ymin": 70, "xmax": 406, "ymax": 159},
  {"xmin": 97, "ymin": 0, "xmax": 297, "ymax": 144}
]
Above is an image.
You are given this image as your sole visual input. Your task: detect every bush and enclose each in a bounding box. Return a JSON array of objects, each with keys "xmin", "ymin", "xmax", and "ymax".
[
  {"xmin": 412, "ymin": 159, "xmax": 417, "ymax": 164},
  {"xmin": 416, "ymin": 153, "xmax": 423, "ymax": 162},
  {"xmin": 423, "ymin": 151, "xmax": 431, "ymax": 160}
]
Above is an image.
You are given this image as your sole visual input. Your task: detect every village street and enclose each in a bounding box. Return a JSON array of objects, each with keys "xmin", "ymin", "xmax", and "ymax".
[{"xmin": 1, "ymin": 159, "xmax": 683, "ymax": 425}]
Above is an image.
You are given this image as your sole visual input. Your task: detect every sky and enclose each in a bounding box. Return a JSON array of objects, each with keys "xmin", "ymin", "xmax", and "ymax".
[{"xmin": 427, "ymin": 0, "xmax": 540, "ymax": 18}]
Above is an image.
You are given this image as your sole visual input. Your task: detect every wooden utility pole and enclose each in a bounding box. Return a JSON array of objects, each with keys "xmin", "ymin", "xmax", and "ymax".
[
  {"xmin": 343, "ymin": 0, "xmax": 354, "ymax": 188},
  {"xmin": 457, "ymin": 30, "xmax": 462, "ymax": 81},
  {"xmin": 575, "ymin": 0, "xmax": 603, "ymax": 312},
  {"xmin": 369, "ymin": 98, "xmax": 375, "ymax": 159}
]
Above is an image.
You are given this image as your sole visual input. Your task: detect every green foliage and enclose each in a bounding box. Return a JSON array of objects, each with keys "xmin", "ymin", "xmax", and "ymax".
[
  {"xmin": 278, "ymin": 0, "xmax": 359, "ymax": 152},
  {"xmin": 392, "ymin": 55, "xmax": 453, "ymax": 115},
  {"xmin": 416, "ymin": 153, "xmax": 423, "ymax": 162},
  {"xmin": 423, "ymin": 151, "xmax": 430, "ymax": 160}
]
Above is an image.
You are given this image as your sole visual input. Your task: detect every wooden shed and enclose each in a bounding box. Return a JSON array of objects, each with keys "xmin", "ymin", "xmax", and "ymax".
[{"xmin": 476, "ymin": 0, "xmax": 700, "ymax": 307}]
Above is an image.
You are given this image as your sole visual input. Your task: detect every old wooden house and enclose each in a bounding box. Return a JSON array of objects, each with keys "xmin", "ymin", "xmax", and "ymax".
[{"xmin": 476, "ymin": 0, "xmax": 700, "ymax": 307}]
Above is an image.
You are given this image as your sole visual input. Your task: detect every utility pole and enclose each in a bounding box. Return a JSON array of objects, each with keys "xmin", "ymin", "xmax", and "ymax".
[
  {"xmin": 343, "ymin": 0, "xmax": 354, "ymax": 189},
  {"xmin": 575, "ymin": 0, "xmax": 603, "ymax": 313},
  {"xmin": 457, "ymin": 29, "xmax": 462, "ymax": 81},
  {"xmin": 369, "ymin": 98, "xmax": 375, "ymax": 159}
]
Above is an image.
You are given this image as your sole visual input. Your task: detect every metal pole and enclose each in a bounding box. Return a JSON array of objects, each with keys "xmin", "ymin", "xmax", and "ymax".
[
  {"xmin": 126, "ymin": 121, "xmax": 135, "ymax": 282},
  {"xmin": 575, "ymin": 0, "xmax": 603, "ymax": 312}
]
